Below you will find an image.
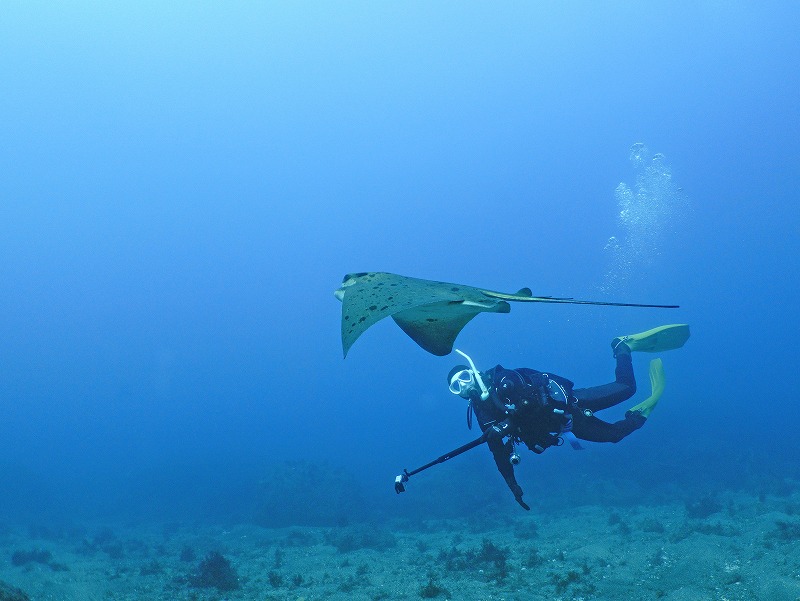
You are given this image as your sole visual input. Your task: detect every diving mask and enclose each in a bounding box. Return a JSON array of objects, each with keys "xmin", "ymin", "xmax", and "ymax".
[{"xmin": 449, "ymin": 369, "xmax": 476, "ymax": 396}]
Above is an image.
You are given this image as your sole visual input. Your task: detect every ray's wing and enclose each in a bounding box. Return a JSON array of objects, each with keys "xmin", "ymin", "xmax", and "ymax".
[{"xmin": 391, "ymin": 299, "xmax": 510, "ymax": 356}]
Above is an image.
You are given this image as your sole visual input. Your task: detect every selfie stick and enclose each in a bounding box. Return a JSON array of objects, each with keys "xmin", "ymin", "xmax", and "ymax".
[{"xmin": 394, "ymin": 433, "xmax": 486, "ymax": 493}]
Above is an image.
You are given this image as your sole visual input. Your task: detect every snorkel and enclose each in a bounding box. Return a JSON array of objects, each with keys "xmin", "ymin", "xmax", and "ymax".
[{"xmin": 454, "ymin": 348, "xmax": 490, "ymax": 401}]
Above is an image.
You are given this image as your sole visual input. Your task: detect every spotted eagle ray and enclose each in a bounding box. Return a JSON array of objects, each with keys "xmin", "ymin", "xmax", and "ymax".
[{"xmin": 335, "ymin": 272, "xmax": 678, "ymax": 357}]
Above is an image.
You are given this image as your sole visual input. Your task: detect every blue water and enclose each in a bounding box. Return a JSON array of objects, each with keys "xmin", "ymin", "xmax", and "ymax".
[{"xmin": 0, "ymin": 3, "xmax": 798, "ymax": 526}]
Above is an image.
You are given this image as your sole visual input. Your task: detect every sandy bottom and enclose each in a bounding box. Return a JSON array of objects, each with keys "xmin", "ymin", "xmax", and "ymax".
[{"xmin": 1, "ymin": 489, "xmax": 799, "ymax": 601}]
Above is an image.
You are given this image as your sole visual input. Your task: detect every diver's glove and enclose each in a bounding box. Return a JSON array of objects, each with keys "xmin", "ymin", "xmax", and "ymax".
[{"xmin": 510, "ymin": 484, "xmax": 530, "ymax": 511}]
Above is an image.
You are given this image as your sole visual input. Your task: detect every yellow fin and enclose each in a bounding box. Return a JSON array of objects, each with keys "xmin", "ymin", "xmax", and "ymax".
[{"xmin": 628, "ymin": 358, "xmax": 665, "ymax": 418}]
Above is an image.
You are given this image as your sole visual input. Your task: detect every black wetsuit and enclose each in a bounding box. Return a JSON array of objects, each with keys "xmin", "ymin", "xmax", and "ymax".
[{"xmin": 469, "ymin": 351, "xmax": 645, "ymax": 509}]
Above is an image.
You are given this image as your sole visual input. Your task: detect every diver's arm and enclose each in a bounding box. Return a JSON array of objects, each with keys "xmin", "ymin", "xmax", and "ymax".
[
  {"xmin": 486, "ymin": 434, "xmax": 516, "ymax": 483},
  {"xmin": 485, "ymin": 430, "xmax": 530, "ymax": 511}
]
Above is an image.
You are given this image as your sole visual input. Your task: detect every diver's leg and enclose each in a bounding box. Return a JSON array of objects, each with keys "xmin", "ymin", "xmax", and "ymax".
[
  {"xmin": 570, "ymin": 406, "xmax": 645, "ymax": 443},
  {"xmin": 572, "ymin": 350, "xmax": 636, "ymax": 412}
]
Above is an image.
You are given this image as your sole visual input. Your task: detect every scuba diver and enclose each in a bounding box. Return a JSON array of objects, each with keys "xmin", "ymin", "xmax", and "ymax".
[{"xmin": 394, "ymin": 324, "xmax": 690, "ymax": 510}]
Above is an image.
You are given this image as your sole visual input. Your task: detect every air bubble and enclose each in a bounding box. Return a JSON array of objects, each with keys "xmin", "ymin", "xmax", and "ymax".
[
  {"xmin": 603, "ymin": 145, "xmax": 690, "ymax": 292},
  {"xmin": 629, "ymin": 142, "xmax": 648, "ymax": 167}
]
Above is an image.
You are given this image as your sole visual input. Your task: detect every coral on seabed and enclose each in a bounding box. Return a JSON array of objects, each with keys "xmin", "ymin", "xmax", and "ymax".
[
  {"xmin": 0, "ymin": 580, "xmax": 30, "ymax": 601},
  {"xmin": 188, "ymin": 551, "xmax": 240, "ymax": 592}
]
